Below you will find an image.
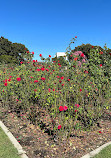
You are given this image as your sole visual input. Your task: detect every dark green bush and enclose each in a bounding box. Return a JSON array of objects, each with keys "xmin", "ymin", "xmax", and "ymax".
[
  {"xmin": 0, "ymin": 36, "xmax": 33, "ymax": 66},
  {"xmin": 0, "ymin": 55, "xmax": 18, "ymax": 65}
]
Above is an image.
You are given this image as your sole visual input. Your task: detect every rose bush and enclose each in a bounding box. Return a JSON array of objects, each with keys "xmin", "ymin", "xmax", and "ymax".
[{"xmin": 0, "ymin": 36, "xmax": 111, "ymax": 141}]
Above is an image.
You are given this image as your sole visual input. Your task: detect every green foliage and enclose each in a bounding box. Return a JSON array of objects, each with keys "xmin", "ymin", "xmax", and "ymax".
[
  {"xmin": 71, "ymin": 43, "xmax": 104, "ymax": 59},
  {"xmin": 0, "ymin": 36, "xmax": 33, "ymax": 66},
  {"xmin": 65, "ymin": 42, "xmax": 111, "ymax": 79},
  {"xmin": 85, "ymin": 44, "xmax": 111, "ymax": 79},
  {"xmin": 1, "ymin": 36, "xmax": 111, "ymax": 141},
  {"xmin": 67, "ymin": 43, "xmax": 110, "ymax": 65},
  {"xmin": 52, "ymin": 55, "xmax": 68, "ymax": 68},
  {"xmin": 0, "ymin": 55, "xmax": 18, "ymax": 64}
]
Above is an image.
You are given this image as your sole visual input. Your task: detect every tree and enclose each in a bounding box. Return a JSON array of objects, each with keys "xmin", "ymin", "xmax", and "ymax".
[
  {"xmin": 67, "ymin": 43, "xmax": 111, "ymax": 78},
  {"xmin": 0, "ymin": 55, "xmax": 18, "ymax": 64},
  {"xmin": 0, "ymin": 36, "xmax": 33, "ymax": 66},
  {"xmin": 70, "ymin": 43, "xmax": 104, "ymax": 61}
]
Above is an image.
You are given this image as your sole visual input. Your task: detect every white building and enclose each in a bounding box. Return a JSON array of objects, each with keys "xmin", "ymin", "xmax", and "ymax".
[
  {"xmin": 54, "ymin": 52, "xmax": 68, "ymax": 61},
  {"xmin": 54, "ymin": 52, "xmax": 68, "ymax": 71}
]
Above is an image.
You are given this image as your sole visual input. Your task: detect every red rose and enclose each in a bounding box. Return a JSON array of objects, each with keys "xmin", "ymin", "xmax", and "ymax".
[
  {"xmin": 49, "ymin": 55, "xmax": 51, "ymax": 57},
  {"xmin": 84, "ymin": 70, "xmax": 88, "ymax": 74},
  {"xmin": 8, "ymin": 79, "xmax": 11, "ymax": 82},
  {"xmin": 37, "ymin": 69, "xmax": 40, "ymax": 71},
  {"xmin": 17, "ymin": 78, "xmax": 21, "ymax": 81},
  {"xmin": 100, "ymin": 64, "xmax": 102, "ymax": 67},
  {"xmin": 81, "ymin": 53, "xmax": 84, "ymax": 57},
  {"xmin": 41, "ymin": 68, "xmax": 45, "ymax": 71},
  {"xmin": 41, "ymin": 77, "xmax": 46, "ymax": 81},
  {"xmin": 58, "ymin": 125, "xmax": 62, "ymax": 129},
  {"xmin": 39, "ymin": 54, "xmax": 42, "ymax": 57},
  {"xmin": 59, "ymin": 106, "xmax": 64, "ymax": 111},
  {"xmin": 4, "ymin": 83, "xmax": 7, "ymax": 86},
  {"xmin": 74, "ymin": 57, "xmax": 78, "ymax": 61},
  {"xmin": 75, "ymin": 36, "xmax": 77, "ymax": 38},
  {"xmin": 34, "ymin": 80, "xmax": 38, "ymax": 83},
  {"xmin": 61, "ymin": 76, "xmax": 64, "ymax": 80},
  {"xmin": 75, "ymin": 104, "xmax": 80, "ymax": 108},
  {"xmin": 99, "ymin": 51, "xmax": 103, "ymax": 55}
]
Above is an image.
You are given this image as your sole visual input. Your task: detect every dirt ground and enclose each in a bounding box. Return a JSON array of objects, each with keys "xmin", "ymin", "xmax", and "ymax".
[{"xmin": 0, "ymin": 100, "xmax": 111, "ymax": 158}]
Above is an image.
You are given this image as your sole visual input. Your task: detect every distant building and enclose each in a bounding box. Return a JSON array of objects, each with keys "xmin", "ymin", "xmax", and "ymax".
[
  {"xmin": 54, "ymin": 52, "xmax": 68, "ymax": 61},
  {"xmin": 54, "ymin": 52, "xmax": 69, "ymax": 71}
]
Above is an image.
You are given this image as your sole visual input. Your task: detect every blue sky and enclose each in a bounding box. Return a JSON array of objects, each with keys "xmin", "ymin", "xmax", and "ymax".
[{"xmin": 0, "ymin": 0, "xmax": 111, "ymax": 62}]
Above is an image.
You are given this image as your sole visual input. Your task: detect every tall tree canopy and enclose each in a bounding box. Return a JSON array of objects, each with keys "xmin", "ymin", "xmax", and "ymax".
[
  {"xmin": 65, "ymin": 43, "xmax": 111, "ymax": 78},
  {"xmin": 0, "ymin": 36, "xmax": 33, "ymax": 65},
  {"xmin": 66, "ymin": 43, "xmax": 111, "ymax": 63}
]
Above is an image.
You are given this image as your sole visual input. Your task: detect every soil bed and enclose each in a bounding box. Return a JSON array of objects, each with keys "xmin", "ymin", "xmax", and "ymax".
[{"xmin": 0, "ymin": 101, "xmax": 111, "ymax": 158}]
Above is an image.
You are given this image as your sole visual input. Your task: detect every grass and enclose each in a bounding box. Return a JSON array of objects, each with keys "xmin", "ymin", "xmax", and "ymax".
[
  {"xmin": 0, "ymin": 127, "xmax": 21, "ymax": 158},
  {"xmin": 92, "ymin": 144, "xmax": 111, "ymax": 158},
  {"xmin": 0, "ymin": 123, "xmax": 111, "ymax": 158}
]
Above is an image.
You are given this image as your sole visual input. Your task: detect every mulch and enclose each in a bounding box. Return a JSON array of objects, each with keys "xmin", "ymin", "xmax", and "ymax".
[{"xmin": 0, "ymin": 101, "xmax": 111, "ymax": 158}]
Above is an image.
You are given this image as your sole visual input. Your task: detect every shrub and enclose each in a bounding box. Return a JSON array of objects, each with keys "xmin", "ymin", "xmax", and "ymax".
[{"xmin": 0, "ymin": 55, "xmax": 18, "ymax": 65}]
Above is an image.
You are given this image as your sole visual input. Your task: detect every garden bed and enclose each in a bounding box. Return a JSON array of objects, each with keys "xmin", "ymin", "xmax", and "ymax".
[
  {"xmin": 0, "ymin": 47, "xmax": 111, "ymax": 157},
  {"xmin": 0, "ymin": 100, "xmax": 111, "ymax": 158}
]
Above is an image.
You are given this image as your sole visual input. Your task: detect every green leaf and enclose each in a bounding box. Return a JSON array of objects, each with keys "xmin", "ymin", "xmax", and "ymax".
[
  {"xmin": 65, "ymin": 117, "xmax": 69, "ymax": 121},
  {"xmin": 50, "ymin": 113, "xmax": 54, "ymax": 115}
]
